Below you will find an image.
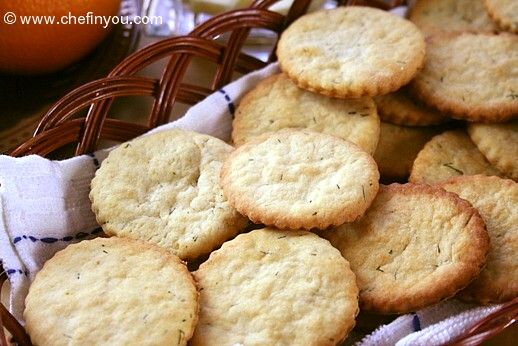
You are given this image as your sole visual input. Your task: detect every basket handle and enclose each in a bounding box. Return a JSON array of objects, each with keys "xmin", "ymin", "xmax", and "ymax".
[{"xmin": 76, "ymin": 9, "xmax": 285, "ymax": 155}]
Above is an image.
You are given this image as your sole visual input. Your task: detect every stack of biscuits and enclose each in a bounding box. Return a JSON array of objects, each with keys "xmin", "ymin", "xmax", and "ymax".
[{"xmin": 24, "ymin": 2, "xmax": 517, "ymax": 346}]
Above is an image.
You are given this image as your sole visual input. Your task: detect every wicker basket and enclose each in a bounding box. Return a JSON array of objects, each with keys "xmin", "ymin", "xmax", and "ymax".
[{"xmin": 2, "ymin": 0, "xmax": 517, "ymax": 344}]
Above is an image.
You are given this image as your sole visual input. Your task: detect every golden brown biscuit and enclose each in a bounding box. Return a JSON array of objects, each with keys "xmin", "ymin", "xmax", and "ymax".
[
  {"xmin": 192, "ymin": 228, "xmax": 359, "ymax": 346},
  {"xmin": 220, "ymin": 129, "xmax": 380, "ymax": 230},
  {"xmin": 441, "ymin": 175, "xmax": 518, "ymax": 304},
  {"xmin": 409, "ymin": 0, "xmax": 498, "ymax": 36},
  {"xmin": 323, "ymin": 183, "xmax": 489, "ymax": 314},
  {"xmin": 277, "ymin": 7, "xmax": 425, "ymax": 98},
  {"xmin": 412, "ymin": 32, "xmax": 518, "ymax": 122},
  {"xmin": 90, "ymin": 129, "xmax": 248, "ymax": 260},
  {"xmin": 468, "ymin": 121, "xmax": 518, "ymax": 180},
  {"xmin": 233, "ymin": 73, "xmax": 380, "ymax": 154},
  {"xmin": 410, "ymin": 130, "xmax": 502, "ymax": 184},
  {"xmin": 24, "ymin": 238, "xmax": 199, "ymax": 346}
]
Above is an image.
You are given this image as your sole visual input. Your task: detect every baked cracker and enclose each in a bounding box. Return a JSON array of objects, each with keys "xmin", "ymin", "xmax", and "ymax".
[
  {"xmin": 410, "ymin": 130, "xmax": 502, "ymax": 184},
  {"xmin": 277, "ymin": 7, "xmax": 425, "ymax": 98},
  {"xmin": 323, "ymin": 183, "xmax": 489, "ymax": 314}
]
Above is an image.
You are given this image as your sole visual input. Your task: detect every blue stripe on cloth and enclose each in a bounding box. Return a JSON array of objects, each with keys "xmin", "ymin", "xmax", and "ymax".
[
  {"xmin": 412, "ymin": 313, "xmax": 422, "ymax": 331},
  {"xmin": 4, "ymin": 268, "xmax": 29, "ymax": 276},
  {"xmin": 218, "ymin": 89, "xmax": 235, "ymax": 117},
  {"xmin": 12, "ymin": 228, "xmax": 103, "ymax": 245}
]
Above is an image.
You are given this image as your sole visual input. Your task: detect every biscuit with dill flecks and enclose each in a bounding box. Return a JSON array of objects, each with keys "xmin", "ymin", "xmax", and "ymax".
[
  {"xmin": 24, "ymin": 237, "xmax": 199, "ymax": 346},
  {"xmin": 90, "ymin": 129, "xmax": 248, "ymax": 260},
  {"xmin": 220, "ymin": 129, "xmax": 379, "ymax": 230},
  {"xmin": 373, "ymin": 122, "xmax": 441, "ymax": 182},
  {"xmin": 232, "ymin": 73, "xmax": 380, "ymax": 154},
  {"xmin": 277, "ymin": 7, "xmax": 425, "ymax": 98},
  {"xmin": 191, "ymin": 228, "xmax": 359, "ymax": 346},
  {"xmin": 468, "ymin": 121, "xmax": 518, "ymax": 180},
  {"xmin": 408, "ymin": 0, "xmax": 498, "ymax": 36},
  {"xmin": 441, "ymin": 175, "xmax": 518, "ymax": 304},
  {"xmin": 412, "ymin": 32, "xmax": 518, "ymax": 122},
  {"xmin": 374, "ymin": 87, "xmax": 449, "ymax": 126},
  {"xmin": 485, "ymin": 0, "xmax": 518, "ymax": 33},
  {"xmin": 322, "ymin": 183, "xmax": 489, "ymax": 314},
  {"xmin": 410, "ymin": 130, "xmax": 502, "ymax": 184}
]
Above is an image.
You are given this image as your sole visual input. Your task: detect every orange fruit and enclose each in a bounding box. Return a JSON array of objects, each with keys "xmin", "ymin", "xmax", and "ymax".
[{"xmin": 0, "ymin": 0, "xmax": 121, "ymax": 75}]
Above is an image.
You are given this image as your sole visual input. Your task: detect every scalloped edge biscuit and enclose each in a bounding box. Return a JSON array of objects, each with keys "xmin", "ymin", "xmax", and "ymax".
[
  {"xmin": 410, "ymin": 130, "xmax": 502, "ymax": 184},
  {"xmin": 412, "ymin": 32, "xmax": 518, "ymax": 122},
  {"xmin": 90, "ymin": 129, "xmax": 248, "ymax": 260},
  {"xmin": 323, "ymin": 183, "xmax": 490, "ymax": 314},
  {"xmin": 220, "ymin": 129, "xmax": 380, "ymax": 230},
  {"xmin": 24, "ymin": 237, "xmax": 199, "ymax": 346},
  {"xmin": 277, "ymin": 7, "xmax": 425, "ymax": 98},
  {"xmin": 191, "ymin": 228, "xmax": 359, "ymax": 346},
  {"xmin": 468, "ymin": 121, "xmax": 518, "ymax": 180},
  {"xmin": 409, "ymin": 0, "xmax": 498, "ymax": 36},
  {"xmin": 441, "ymin": 175, "xmax": 518, "ymax": 304},
  {"xmin": 232, "ymin": 73, "xmax": 380, "ymax": 154}
]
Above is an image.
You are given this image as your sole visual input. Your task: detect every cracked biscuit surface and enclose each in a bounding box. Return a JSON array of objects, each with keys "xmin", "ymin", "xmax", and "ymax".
[
  {"xmin": 410, "ymin": 130, "xmax": 502, "ymax": 184},
  {"xmin": 24, "ymin": 237, "xmax": 199, "ymax": 346},
  {"xmin": 191, "ymin": 228, "xmax": 359, "ymax": 346},
  {"xmin": 441, "ymin": 175, "xmax": 518, "ymax": 304},
  {"xmin": 232, "ymin": 73, "xmax": 380, "ymax": 154},
  {"xmin": 322, "ymin": 183, "xmax": 489, "ymax": 314},
  {"xmin": 277, "ymin": 7, "xmax": 425, "ymax": 98},
  {"xmin": 90, "ymin": 129, "xmax": 248, "ymax": 260},
  {"xmin": 412, "ymin": 33, "xmax": 518, "ymax": 122},
  {"xmin": 220, "ymin": 129, "xmax": 380, "ymax": 230}
]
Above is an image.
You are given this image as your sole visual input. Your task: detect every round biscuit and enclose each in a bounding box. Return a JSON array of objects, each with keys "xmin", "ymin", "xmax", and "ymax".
[
  {"xmin": 24, "ymin": 237, "xmax": 199, "ymax": 346},
  {"xmin": 412, "ymin": 32, "xmax": 518, "ymax": 122},
  {"xmin": 374, "ymin": 87, "xmax": 449, "ymax": 126},
  {"xmin": 322, "ymin": 183, "xmax": 490, "ymax": 314},
  {"xmin": 485, "ymin": 0, "xmax": 518, "ymax": 33},
  {"xmin": 191, "ymin": 228, "xmax": 359, "ymax": 346},
  {"xmin": 90, "ymin": 129, "xmax": 248, "ymax": 260},
  {"xmin": 277, "ymin": 7, "xmax": 425, "ymax": 98},
  {"xmin": 408, "ymin": 0, "xmax": 498, "ymax": 36},
  {"xmin": 468, "ymin": 121, "xmax": 518, "ymax": 180},
  {"xmin": 441, "ymin": 175, "xmax": 518, "ymax": 304},
  {"xmin": 220, "ymin": 129, "xmax": 380, "ymax": 230},
  {"xmin": 232, "ymin": 73, "xmax": 380, "ymax": 154},
  {"xmin": 410, "ymin": 130, "xmax": 502, "ymax": 184},
  {"xmin": 373, "ymin": 122, "xmax": 441, "ymax": 182}
]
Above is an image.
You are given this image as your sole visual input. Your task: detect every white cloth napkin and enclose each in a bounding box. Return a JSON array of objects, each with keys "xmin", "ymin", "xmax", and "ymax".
[
  {"xmin": 0, "ymin": 63, "xmax": 279, "ymax": 321},
  {"xmin": 0, "ymin": 62, "xmax": 503, "ymax": 344},
  {"xmin": 358, "ymin": 300, "xmax": 502, "ymax": 346}
]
